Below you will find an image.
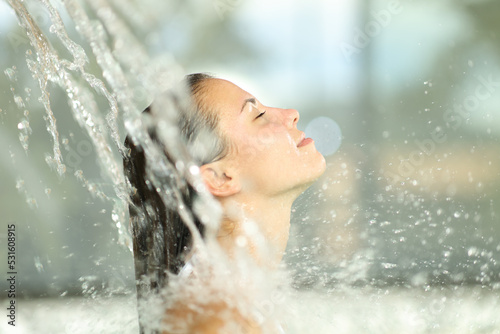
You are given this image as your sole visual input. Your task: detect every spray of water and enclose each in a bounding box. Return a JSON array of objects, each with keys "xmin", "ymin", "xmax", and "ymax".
[{"xmin": 6, "ymin": 0, "xmax": 296, "ymax": 332}]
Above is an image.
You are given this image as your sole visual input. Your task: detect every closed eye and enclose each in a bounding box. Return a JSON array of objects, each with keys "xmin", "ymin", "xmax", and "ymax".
[{"xmin": 256, "ymin": 110, "xmax": 266, "ymax": 119}]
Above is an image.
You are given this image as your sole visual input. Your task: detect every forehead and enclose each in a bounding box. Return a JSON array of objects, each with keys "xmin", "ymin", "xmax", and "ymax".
[{"xmin": 201, "ymin": 79, "xmax": 252, "ymax": 119}]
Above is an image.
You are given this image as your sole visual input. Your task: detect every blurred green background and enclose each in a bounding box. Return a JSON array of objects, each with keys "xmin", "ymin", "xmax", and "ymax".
[{"xmin": 0, "ymin": 0, "xmax": 499, "ymax": 301}]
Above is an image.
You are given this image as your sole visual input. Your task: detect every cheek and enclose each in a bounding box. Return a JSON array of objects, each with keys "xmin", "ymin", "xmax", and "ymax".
[
  {"xmin": 230, "ymin": 124, "xmax": 298, "ymax": 170},
  {"xmin": 236, "ymin": 141, "xmax": 258, "ymax": 161},
  {"xmin": 253, "ymin": 124, "xmax": 294, "ymax": 153},
  {"xmin": 254, "ymin": 125, "xmax": 279, "ymax": 147}
]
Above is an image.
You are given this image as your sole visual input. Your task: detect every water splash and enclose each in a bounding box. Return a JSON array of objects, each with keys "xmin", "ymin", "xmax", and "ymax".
[{"xmin": 5, "ymin": 1, "xmax": 277, "ymax": 332}]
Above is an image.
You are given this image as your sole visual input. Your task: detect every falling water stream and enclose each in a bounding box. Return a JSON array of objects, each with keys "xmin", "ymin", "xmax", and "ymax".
[
  {"xmin": 2, "ymin": 0, "xmax": 500, "ymax": 333},
  {"xmin": 3, "ymin": 0, "xmax": 296, "ymax": 333}
]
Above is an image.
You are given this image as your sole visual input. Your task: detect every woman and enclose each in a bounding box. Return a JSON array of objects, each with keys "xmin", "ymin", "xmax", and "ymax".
[{"xmin": 124, "ymin": 73, "xmax": 326, "ymax": 333}]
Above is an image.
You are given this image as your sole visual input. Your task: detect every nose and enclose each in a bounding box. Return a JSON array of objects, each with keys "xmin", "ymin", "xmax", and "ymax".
[{"xmin": 285, "ymin": 108, "xmax": 299, "ymax": 129}]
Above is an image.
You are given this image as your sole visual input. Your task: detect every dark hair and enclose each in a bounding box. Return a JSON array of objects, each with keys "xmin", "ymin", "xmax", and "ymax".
[{"xmin": 123, "ymin": 73, "xmax": 229, "ymax": 299}]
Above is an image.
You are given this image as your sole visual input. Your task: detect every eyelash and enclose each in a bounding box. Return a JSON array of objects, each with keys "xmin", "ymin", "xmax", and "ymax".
[{"xmin": 256, "ymin": 110, "xmax": 266, "ymax": 119}]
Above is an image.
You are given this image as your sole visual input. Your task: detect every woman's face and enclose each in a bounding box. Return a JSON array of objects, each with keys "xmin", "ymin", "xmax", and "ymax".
[{"xmin": 202, "ymin": 79, "xmax": 326, "ymax": 197}]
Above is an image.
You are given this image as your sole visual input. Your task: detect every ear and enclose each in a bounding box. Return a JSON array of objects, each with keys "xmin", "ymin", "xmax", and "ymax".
[{"xmin": 200, "ymin": 163, "xmax": 241, "ymax": 197}]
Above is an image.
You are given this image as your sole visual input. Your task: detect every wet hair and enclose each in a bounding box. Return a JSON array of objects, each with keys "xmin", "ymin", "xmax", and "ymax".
[{"xmin": 123, "ymin": 73, "xmax": 229, "ymax": 299}]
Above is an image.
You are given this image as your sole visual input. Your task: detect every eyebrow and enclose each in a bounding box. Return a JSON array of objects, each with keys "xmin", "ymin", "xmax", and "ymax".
[{"xmin": 240, "ymin": 97, "xmax": 256, "ymax": 113}]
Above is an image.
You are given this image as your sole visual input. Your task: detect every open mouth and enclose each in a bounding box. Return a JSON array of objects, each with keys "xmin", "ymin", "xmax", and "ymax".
[{"xmin": 297, "ymin": 132, "xmax": 313, "ymax": 147}]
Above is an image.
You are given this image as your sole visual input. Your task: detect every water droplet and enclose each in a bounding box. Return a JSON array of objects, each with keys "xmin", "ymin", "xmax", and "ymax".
[
  {"xmin": 14, "ymin": 95, "xmax": 25, "ymax": 108},
  {"xmin": 305, "ymin": 116, "xmax": 342, "ymax": 156},
  {"xmin": 236, "ymin": 236, "xmax": 248, "ymax": 247},
  {"xmin": 189, "ymin": 165, "xmax": 200, "ymax": 175},
  {"xmin": 26, "ymin": 197, "xmax": 38, "ymax": 209},
  {"xmin": 4, "ymin": 67, "xmax": 17, "ymax": 81},
  {"xmin": 468, "ymin": 247, "xmax": 478, "ymax": 256},
  {"xmin": 34, "ymin": 256, "xmax": 44, "ymax": 272},
  {"xmin": 16, "ymin": 179, "xmax": 25, "ymax": 190}
]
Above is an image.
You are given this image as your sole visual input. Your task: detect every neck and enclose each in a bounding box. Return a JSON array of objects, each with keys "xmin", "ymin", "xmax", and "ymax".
[{"xmin": 216, "ymin": 191, "xmax": 296, "ymax": 267}]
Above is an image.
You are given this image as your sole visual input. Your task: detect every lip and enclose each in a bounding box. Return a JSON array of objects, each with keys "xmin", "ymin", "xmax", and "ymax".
[
  {"xmin": 298, "ymin": 137, "xmax": 314, "ymax": 147},
  {"xmin": 297, "ymin": 132, "xmax": 314, "ymax": 147}
]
